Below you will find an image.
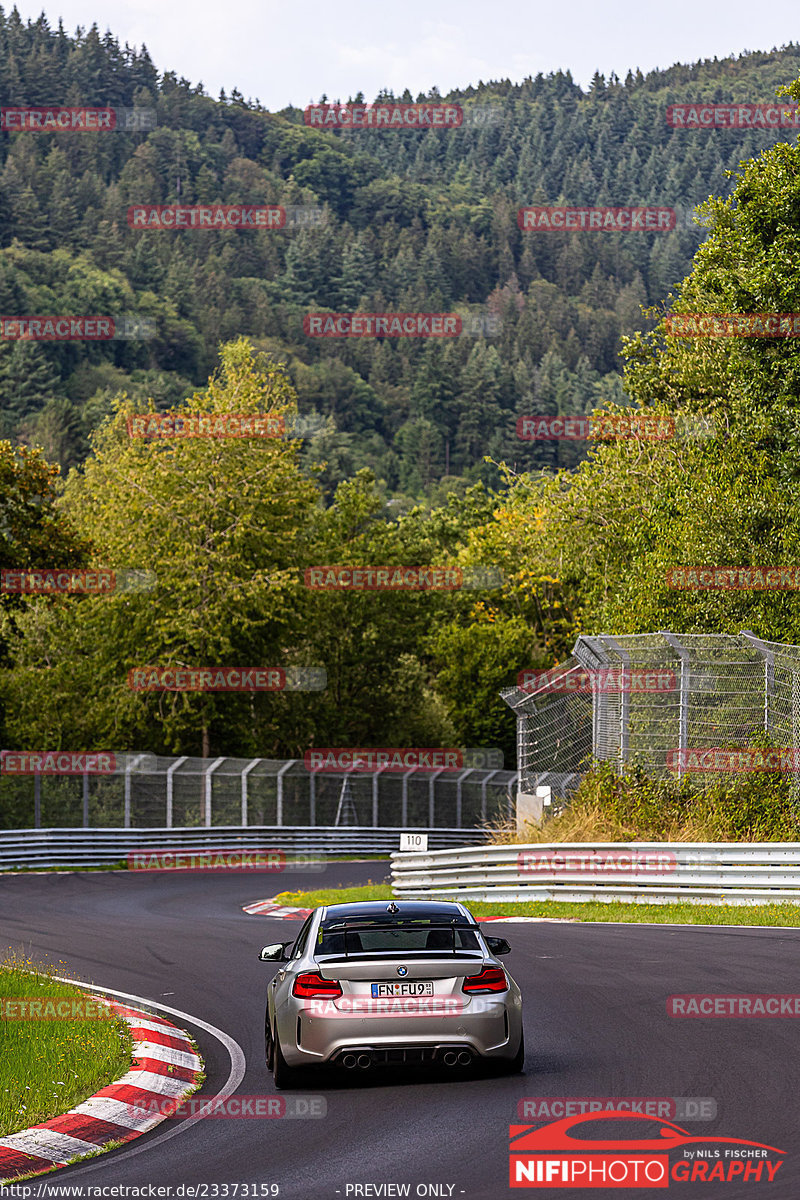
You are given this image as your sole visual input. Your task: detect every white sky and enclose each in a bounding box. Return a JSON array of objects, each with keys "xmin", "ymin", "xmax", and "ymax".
[{"xmin": 10, "ymin": 0, "xmax": 800, "ymax": 108}]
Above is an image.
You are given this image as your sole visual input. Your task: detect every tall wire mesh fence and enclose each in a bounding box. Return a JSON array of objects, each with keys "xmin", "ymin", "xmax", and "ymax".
[
  {"xmin": 501, "ymin": 630, "xmax": 800, "ymax": 797},
  {"xmin": 0, "ymin": 754, "xmax": 518, "ymax": 831}
]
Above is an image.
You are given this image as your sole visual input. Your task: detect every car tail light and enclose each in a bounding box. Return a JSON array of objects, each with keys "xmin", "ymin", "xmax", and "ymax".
[
  {"xmin": 461, "ymin": 966, "xmax": 508, "ymax": 994},
  {"xmin": 292, "ymin": 972, "xmax": 343, "ymax": 999}
]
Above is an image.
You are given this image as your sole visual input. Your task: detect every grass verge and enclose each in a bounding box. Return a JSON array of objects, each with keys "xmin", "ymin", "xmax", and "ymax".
[
  {"xmin": 272, "ymin": 884, "xmax": 800, "ymax": 926},
  {"xmin": 488, "ymin": 760, "xmax": 800, "ymax": 844},
  {"xmin": 0, "ymin": 953, "xmax": 133, "ymax": 1137}
]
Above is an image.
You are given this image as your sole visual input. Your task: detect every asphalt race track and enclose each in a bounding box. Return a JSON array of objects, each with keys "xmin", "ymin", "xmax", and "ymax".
[{"xmin": 1, "ymin": 865, "xmax": 799, "ymax": 1199}]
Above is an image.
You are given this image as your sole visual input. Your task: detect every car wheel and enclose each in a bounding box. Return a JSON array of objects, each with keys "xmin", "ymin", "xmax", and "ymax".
[
  {"xmin": 272, "ymin": 1024, "xmax": 299, "ymax": 1090},
  {"xmin": 508, "ymin": 1029, "xmax": 525, "ymax": 1074},
  {"xmin": 264, "ymin": 1009, "xmax": 274, "ymax": 1070}
]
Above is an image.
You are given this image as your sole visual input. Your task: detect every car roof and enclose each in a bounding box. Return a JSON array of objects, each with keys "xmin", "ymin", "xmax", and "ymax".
[{"xmin": 319, "ymin": 899, "xmax": 474, "ymax": 924}]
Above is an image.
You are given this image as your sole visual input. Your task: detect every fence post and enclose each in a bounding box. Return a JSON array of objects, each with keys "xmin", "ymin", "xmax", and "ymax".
[
  {"xmin": 455, "ymin": 768, "xmax": 473, "ymax": 827},
  {"xmin": 428, "ymin": 768, "xmax": 445, "ymax": 828},
  {"xmin": 401, "ymin": 767, "xmax": 418, "ymax": 827},
  {"xmin": 204, "ymin": 757, "xmax": 225, "ymax": 827},
  {"xmin": 372, "ymin": 766, "xmax": 387, "ymax": 826},
  {"xmin": 793, "ymin": 673, "xmax": 800, "ymax": 804},
  {"xmin": 123, "ymin": 754, "xmax": 149, "ymax": 827},
  {"xmin": 34, "ymin": 775, "xmax": 40, "ymax": 828},
  {"xmin": 241, "ymin": 759, "xmax": 261, "ymax": 827},
  {"xmin": 661, "ymin": 632, "xmax": 689, "ymax": 777},
  {"xmin": 508, "ymin": 771, "xmax": 519, "ymax": 820},
  {"xmin": 740, "ymin": 630, "xmax": 774, "ymax": 735},
  {"xmin": 575, "ymin": 638, "xmax": 614, "ymax": 763},
  {"xmin": 481, "ymin": 769, "xmax": 500, "ymax": 822},
  {"xmin": 82, "ymin": 772, "xmax": 89, "ymax": 828},
  {"xmin": 605, "ymin": 635, "xmax": 631, "ymax": 772},
  {"xmin": 166, "ymin": 756, "xmax": 187, "ymax": 828},
  {"xmin": 518, "ymin": 707, "xmax": 528, "ymax": 793},
  {"xmin": 276, "ymin": 761, "xmax": 295, "ymax": 826}
]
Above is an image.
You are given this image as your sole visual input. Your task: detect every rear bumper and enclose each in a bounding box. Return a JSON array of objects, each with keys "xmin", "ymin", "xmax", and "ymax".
[{"xmin": 279, "ymin": 993, "xmax": 522, "ymax": 1066}]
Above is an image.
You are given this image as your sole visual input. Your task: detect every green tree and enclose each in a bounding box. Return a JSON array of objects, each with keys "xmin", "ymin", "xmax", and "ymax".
[
  {"xmin": 0, "ymin": 440, "xmax": 89, "ymax": 745},
  {"xmin": 2, "ymin": 340, "xmax": 319, "ymax": 757}
]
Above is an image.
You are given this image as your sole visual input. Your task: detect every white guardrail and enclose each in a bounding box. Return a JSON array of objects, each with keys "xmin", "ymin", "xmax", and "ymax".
[{"xmin": 390, "ymin": 842, "xmax": 800, "ymax": 906}]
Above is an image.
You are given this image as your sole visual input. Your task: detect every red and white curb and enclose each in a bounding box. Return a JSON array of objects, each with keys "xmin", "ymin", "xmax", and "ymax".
[
  {"xmin": 242, "ymin": 897, "xmax": 571, "ymax": 923},
  {"xmin": 0, "ymin": 997, "xmax": 202, "ymax": 1182}
]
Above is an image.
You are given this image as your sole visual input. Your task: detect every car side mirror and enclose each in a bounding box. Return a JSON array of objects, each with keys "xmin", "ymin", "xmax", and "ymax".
[
  {"xmin": 485, "ymin": 935, "xmax": 511, "ymax": 956},
  {"xmin": 259, "ymin": 943, "xmax": 291, "ymax": 962}
]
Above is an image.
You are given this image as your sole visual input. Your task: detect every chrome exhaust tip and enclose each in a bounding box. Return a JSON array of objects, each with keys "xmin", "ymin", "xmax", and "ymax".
[
  {"xmin": 442, "ymin": 1050, "xmax": 458, "ymax": 1066},
  {"xmin": 457, "ymin": 1051, "xmax": 472, "ymax": 1065},
  {"xmin": 356, "ymin": 1054, "xmax": 372, "ymax": 1069},
  {"xmin": 342, "ymin": 1053, "xmax": 358, "ymax": 1069}
]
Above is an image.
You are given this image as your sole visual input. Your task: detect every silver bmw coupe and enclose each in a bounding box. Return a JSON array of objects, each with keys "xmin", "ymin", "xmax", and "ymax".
[{"xmin": 259, "ymin": 899, "xmax": 524, "ymax": 1087}]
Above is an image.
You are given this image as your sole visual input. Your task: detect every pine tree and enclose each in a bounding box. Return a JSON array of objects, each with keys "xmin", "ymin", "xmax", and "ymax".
[
  {"xmin": 0, "ymin": 342, "xmax": 64, "ymax": 435},
  {"xmin": 18, "ymin": 396, "xmax": 86, "ymax": 474},
  {"xmin": 336, "ymin": 233, "xmax": 377, "ymax": 309},
  {"xmin": 453, "ymin": 343, "xmax": 504, "ymax": 471}
]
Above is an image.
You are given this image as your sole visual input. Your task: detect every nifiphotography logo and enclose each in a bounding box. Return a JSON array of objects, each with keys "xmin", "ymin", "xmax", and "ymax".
[{"xmin": 509, "ymin": 1111, "xmax": 785, "ymax": 1187}]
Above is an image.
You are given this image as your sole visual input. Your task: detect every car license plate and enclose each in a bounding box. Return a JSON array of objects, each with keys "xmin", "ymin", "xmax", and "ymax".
[{"xmin": 370, "ymin": 981, "xmax": 434, "ymax": 997}]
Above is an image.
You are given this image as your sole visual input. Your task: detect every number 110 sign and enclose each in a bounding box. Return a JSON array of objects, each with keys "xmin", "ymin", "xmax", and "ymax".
[{"xmin": 399, "ymin": 833, "xmax": 429, "ymax": 853}]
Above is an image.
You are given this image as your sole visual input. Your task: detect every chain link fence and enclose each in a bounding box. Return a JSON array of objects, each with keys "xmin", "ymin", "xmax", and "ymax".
[
  {"xmin": 501, "ymin": 630, "xmax": 800, "ymax": 798},
  {"xmin": 0, "ymin": 754, "xmax": 518, "ymax": 831}
]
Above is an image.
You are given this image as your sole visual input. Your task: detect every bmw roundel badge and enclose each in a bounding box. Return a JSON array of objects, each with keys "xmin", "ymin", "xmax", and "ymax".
[{"xmin": 397, "ymin": 965, "xmax": 408, "ymax": 977}]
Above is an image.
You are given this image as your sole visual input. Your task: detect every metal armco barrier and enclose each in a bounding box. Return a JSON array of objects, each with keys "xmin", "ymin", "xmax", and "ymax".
[
  {"xmin": 390, "ymin": 841, "xmax": 800, "ymax": 906},
  {"xmin": 0, "ymin": 826, "xmax": 489, "ymax": 870}
]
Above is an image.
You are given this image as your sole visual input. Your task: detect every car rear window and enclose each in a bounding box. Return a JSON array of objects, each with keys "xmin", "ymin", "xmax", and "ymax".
[{"xmin": 316, "ymin": 923, "xmax": 480, "ymax": 955}]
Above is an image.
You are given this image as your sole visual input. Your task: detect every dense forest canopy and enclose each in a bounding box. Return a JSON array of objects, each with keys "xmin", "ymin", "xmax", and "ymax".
[
  {"xmin": 2, "ymin": 7, "xmax": 800, "ymax": 769},
  {"xmin": 1, "ymin": 9, "xmax": 799, "ymax": 489}
]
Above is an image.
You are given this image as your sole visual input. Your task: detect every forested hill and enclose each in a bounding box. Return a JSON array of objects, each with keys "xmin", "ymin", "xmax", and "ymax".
[{"xmin": 1, "ymin": 7, "xmax": 800, "ymax": 497}]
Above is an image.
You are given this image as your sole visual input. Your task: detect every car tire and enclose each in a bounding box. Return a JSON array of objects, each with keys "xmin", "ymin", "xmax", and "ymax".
[
  {"xmin": 508, "ymin": 1029, "xmax": 525, "ymax": 1074},
  {"xmin": 272, "ymin": 1024, "xmax": 300, "ymax": 1090},
  {"xmin": 264, "ymin": 1009, "xmax": 274, "ymax": 1070}
]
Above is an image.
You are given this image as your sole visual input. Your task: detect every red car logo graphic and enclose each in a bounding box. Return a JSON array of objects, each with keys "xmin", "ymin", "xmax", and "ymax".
[{"xmin": 510, "ymin": 1110, "xmax": 785, "ymax": 1154}]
